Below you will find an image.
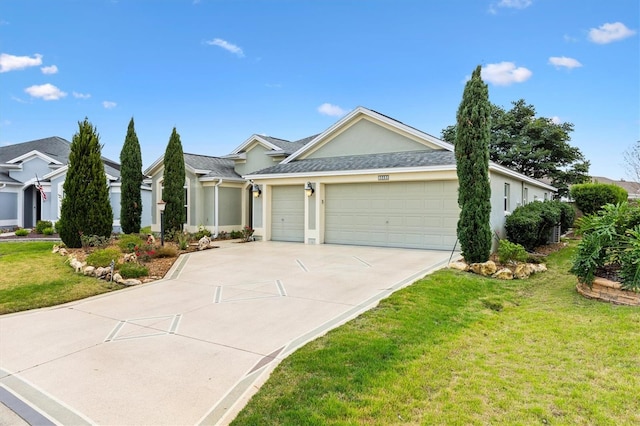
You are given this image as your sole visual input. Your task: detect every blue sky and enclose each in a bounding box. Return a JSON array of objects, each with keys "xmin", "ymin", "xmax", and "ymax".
[{"xmin": 1, "ymin": 0, "xmax": 638, "ymax": 179}]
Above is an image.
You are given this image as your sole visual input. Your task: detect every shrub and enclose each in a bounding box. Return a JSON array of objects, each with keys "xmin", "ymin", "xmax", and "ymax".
[
  {"xmin": 35, "ymin": 220, "xmax": 53, "ymax": 234},
  {"xmin": 14, "ymin": 228, "xmax": 29, "ymax": 236},
  {"xmin": 505, "ymin": 201, "xmax": 562, "ymax": 251},
  {"xmin": 558, "ymin": 202, "xmax": 575, "ymax": 233},
  {"xmin": 177, "ymin": 232, "xmax": 189, "ymax": 250},
  {"xmin": 242, "ymin": 226, "xmax": 254, "ymax": 242},
  {"xmin": 497, "ymin": 240, "xmax": 528, "ymax": 264},
  {"xmin": 140, "ymin": 226, "xmax": 152, "ymax": 235},
  {"xmin": 153, "ymin": 246, "xmax": 178, "ymax": 258},
  {"xmin": 570, "ymin": 183, "xmax": 628, "ymax": 216},
  {"xmin": 86, "ymin": 248, "xmax": 121, "ymax": 267},
  {"xmin": 229, "ymin": 230, "xmax": 243, "ymax": 239},
  {"xmin": 193, "ymin": 226, "xmax": 212, "ymax": 240},
  {"xmin": 42, "ymin": 227, "xmax": 54, "ymax": 235},
  {"xmin": 118, "ymin": 263, "xmax": 149, "ymax": 279},
  {"xmin": 80, "ymin": 234, "xmax": 112, "ymax": 249},
  {"xmin": 118, "ymin": 234, "xmax": 145, "ymax": 253}
]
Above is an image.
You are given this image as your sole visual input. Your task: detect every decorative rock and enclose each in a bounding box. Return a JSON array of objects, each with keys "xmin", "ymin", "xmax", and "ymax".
[
  {"xmin": 514, "ymin": 263, "xmax": 534, "ymax": 279},
  {"xmin": 52, "ymin": 244, "xmax": 60, "ymax": 254},
  {"xmin": 146, "ymin": 234, "xmax": 156, "ymax": 245},
  {"xmin": 59, "ymin": 247, "xmax": 68, "ymax": 256},
  {"xmin": 121, "ymin": 279, "xmax": 142, "ymax": 286},
  {"xmin": 123, "ymin": 252, "xmax": 137, "ymax": 263},
  {"xmin": 68, "ymin": 255, "xmax": 86, "ymax": 273},
  {"xmin": 95, "ymin": 267, "xmax": 108, "ymax": 278},
  {"xmin": 113, "ymin": 273, "xmax": 123, "ymax": 283},
  {"xmin": 198, "ymin": 235, "xmax": 211, "ymax": 251},
  {"xmin": 492, "ymin": 268, "xmax": 514, "ymax": 280},
  {"xmin": 83, "ymin": 266, "xmax": 95, "ymax": 276},
  {"xmin": 470, "ymin": 260, "xmax": 497, "ymax": 277},
  {"xmin": 530, "ymin": 263, "xmax": 547, "ymax": 273},
  {"xmin": 448, "ymin": 261, "xmax": 469, "ymax": 272}
]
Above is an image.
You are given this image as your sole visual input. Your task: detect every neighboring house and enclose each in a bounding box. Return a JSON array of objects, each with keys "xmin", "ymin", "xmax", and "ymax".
[
  {"xmin": 146, "ymin": 107, "xmax": 556, "ymax": 251},
  {"xmin": 0, "ymin": 137, "xmax": 152, "ymax": 231},
  {"xmin": 591, "ymin": 176, "xmax": 640, "ymax": 200}
]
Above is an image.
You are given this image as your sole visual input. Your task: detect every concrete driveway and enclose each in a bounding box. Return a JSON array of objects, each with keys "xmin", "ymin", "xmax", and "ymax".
[{"xmin": 0, "ymin": 241, "xmax": 453, "ymax": 425}]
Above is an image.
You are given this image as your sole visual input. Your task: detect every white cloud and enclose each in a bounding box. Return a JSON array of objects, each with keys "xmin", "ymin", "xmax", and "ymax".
[
  {"xmin": 73, "ymin": 91, "xmax": 91, "ymax": 99},
  {"xmin": 24, "ymin": 83, "xmax": 67, "ymax": 100},
  {"xmin": 497, "ymin": 0, "xmax": 532, "ymax": 8},
  {"xmin": 0, "ymin": 53, "xmax": 43, "ymax": 73},
  {"xmin": 205, "ymin": 38, "xmax": 244, "ymax": 57},
  {"xmin": 317, "ymin": 103, "xmax": 347, "ymax": 117},
  {"xmin": 41, "ymin": 65, "xmax": 58, "ymax": 74},
  {"xmin": 481, "ymin": 62, "xmax": 532, "ymax": 86},
  {"xmin": 548, "ymin": 56, "xmax": 582, "ymax": 69},
  {"xmin": 588, "ymin": 22, "xmax": 636, "ymax": 44},
  {"xmin": 563, "ymin": 34, "xmax": 578, "ymax": 43},
  {"xmin": 103, "ymin": 101, "xmax": 117, "ymax": 109},
  {"xmin": 550, "ymin": 116, "xmax": 561, "ymax": 124}
]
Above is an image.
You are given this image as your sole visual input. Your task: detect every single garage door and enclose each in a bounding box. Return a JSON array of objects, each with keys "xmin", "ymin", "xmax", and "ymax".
[
  {"xmin": 271, "ymin": 185, "xmax": 304, "ymax": 242},
  {"xmin": 325, "ymin": 181, "xmax": 459, "ymax": 250}
]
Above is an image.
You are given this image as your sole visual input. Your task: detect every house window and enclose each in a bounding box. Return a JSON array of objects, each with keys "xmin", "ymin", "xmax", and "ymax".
[
  {"xmin": 523, "ymin": 187, "xmax": 529, "ymax": 205},
  {"xmin": 504, "ymin": 183, "xmax": 511, "ymax": 212}
]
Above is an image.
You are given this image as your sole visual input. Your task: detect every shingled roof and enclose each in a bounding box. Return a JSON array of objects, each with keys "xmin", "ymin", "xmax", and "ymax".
[
  {"xmin": 183, "ymin": 153, "xmax": 242, "ymax": 179},
  {"xmin": 247, "ymin": 149, "xmax": 456, "ymax": 176}
]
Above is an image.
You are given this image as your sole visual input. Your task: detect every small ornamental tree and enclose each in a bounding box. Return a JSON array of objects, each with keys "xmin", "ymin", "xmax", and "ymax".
[
  {"xmin": 59, "ymin": 118, "xmax": 113, "ymax": 248},
  {"xmin": 119, "ymin": 117, "xmax": 143, "ymax": 234},
  {"xmin": 162, "ymin": 127, "xmax": 186, "ymax": 233},
  {"xmin": 454, "ymin": 65, "xmax": 492, "ymax": 263}
]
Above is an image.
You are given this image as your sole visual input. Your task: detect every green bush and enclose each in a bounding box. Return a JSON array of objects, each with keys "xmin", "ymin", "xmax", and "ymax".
[
  {"xmin": 497, "ymin": 240, "xmax": 528, "ymax": 264},
  {"xmin": 80, "ymin": 234, "xmax": 111, "ymax": 249},
  {"xmin": 505, "ymin": 201, "xmax": 562, "ymax": 251},
  {"xmin": 42, "ymin": 227, "xmax": 54, "ymax": 235},
  {"xmin": 14, "ymin": 228, "xmax": 29, "ymax": 236},
  {"xmin": 229, "ymin": 230, "xmax": 243, "ymax": 239},
  {"xmin": 153, "ymin": 246, "xmax": 178, "ymax": 258},
  {"xmin": 118, "ymin": 263, "xmax": 149, "ymax": 279},
  {"xmin": 140, "ymin": 226, "xmax": 152, "ymax": 235},
  {"xmin": 570, "ymin": 183, "xmax": 628, "ymax": 216},
  {"xmin": 35, "ymin": 220, "xmax": 53, "ymax": 234},
  {"xmin": 558, "ymin": 202, "xmax": 575, "ymax": 233},
  {"xmin": 117, "ymin": 234, "xmax": 145, "ymax": 253},
  {"xmin": 86, "ymin": 248, "xmax": 121, "ymax": 267},
  {"xmin": 193, "ymin": 226, "xmax": 212, "ymax": 240}
]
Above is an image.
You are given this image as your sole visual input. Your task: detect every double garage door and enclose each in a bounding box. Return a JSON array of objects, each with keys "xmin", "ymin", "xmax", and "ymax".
[{"xmin": 271, "ymin": 181, "xmax": 459, "ymax": 250}]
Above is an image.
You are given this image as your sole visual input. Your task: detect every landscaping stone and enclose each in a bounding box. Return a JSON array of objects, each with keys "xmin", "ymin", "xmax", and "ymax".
[
  {"xmin": 576, "ymin": 277, "xmax": 640, "ymax": 306},
  {"xmin": 514, "ymin": 263, "xmax": 534, "ymax": 279},
  {"xmin": 470, "ymin": 260, "xmax": 497, "ymax": 276},
  {"xmin": 123, "ymin": 252, "xmax": 137, "ymax": 263},
  {"xmin": 121, "ymin": 279, "xmax": 142, "ymax": 286},
  {"xmin": 530, "ymin": 263, "xmax": 547, "ymax": 273},
  {"xmin": 198, "ymin": 235, "xmax": 211, "ymax": 251},
  {"xmin": 113, "ymin": 273, "xmax": 123, "ymax": 283},
  {"xmin": 83, "ymin": 266, "xmax": 95, "ymax": 276},
  {"xmin": 492, "ymin": 268, "xmax": 514, "ymax": 280},
  {"xmin": 448, "ymin": 261, "xmax": 469, "ymax": 272}
]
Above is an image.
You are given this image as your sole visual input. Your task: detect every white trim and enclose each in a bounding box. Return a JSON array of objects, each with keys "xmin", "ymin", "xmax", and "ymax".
[
  {"xmin": 230, "ymin": 135, "xmax": 282, "ymax": 155},
  {"xmin": 43, "ymin": 165, "xmax": 68, "ymax": 180},
  {"xmin": 489, "ymin": 163, "xmax": 557, "ymax": 191},
  {"xmin": 0, "ymin": 219, "xmax": 19, "ymax": 226},
  {"xmin": 6, "ymin": 150, "xmax": 63, "ymax": 165},
  {"xmin": 199, "ymin": 176, "xmax": 246, "ymax": 183},
  {"xmin": 143, "ymin": 155, "xmax": 165, "ymax": 176}
]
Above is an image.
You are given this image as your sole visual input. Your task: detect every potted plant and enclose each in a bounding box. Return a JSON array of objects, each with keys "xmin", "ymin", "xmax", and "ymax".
[{"xmin": 570, "ymin": 202, "xmax": 640, "ymax": 304}]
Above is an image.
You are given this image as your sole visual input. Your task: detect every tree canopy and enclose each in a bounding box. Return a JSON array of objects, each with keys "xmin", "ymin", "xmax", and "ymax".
[
  {"xmin": 119, "ymin": 117, "xmax": 143, "ymax": 234},
  {"xmin": 454, "ymin": 65, "xmax": 492, "ymax": 263},
  {"xmin": 59, "ymin": 118, "xmax": 113, "ymax": 247},
  {"xmin": 162, "ymin": 127, "xmax": 186, "ymax": 233},
  {"xmin": 442, "ymin": 99, "xmax": 590, "ymax": 197},
  {"xmin": 624, "ymin": 140, "xmax": 640, "ymax": 183}
]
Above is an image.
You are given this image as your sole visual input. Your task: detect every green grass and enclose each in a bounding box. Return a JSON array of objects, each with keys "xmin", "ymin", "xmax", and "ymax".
[
  {"xmin": 0, "ymin": 242, "xmax": 123, "ymax": 314},
  {"xmin": 232, "ymin": 243, "xmax": 640, "ymax": 425}
]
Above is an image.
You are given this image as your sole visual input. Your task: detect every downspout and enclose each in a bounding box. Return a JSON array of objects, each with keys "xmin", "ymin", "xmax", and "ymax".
[{"xmin": 214, "ymin": 178, "xmax": 223, "ymax": 238}]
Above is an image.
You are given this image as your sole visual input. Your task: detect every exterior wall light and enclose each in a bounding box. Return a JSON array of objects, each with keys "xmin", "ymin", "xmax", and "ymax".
[
  {"xmin": 305, "ymin": 182, "xmax": 314, "ymax": 197},
  {"xmin": 252, "ymin": 183, "xmax": 262, "ymax": 198}
]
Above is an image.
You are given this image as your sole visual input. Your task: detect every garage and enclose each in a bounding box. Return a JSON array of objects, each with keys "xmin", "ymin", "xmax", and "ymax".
[
  {"xmin": 324, "ymin": 181, "xmax": 459, "ymax": 250},
  {"xmin": 270, "ymin": 185, "xmax": 304, "ymax": 242}
]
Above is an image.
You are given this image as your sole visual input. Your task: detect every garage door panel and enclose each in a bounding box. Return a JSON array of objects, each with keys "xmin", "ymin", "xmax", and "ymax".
[
  {"xmin": 325, "ymin": 181, "xmax": 459, "ymax": 250},
  {"xmin": 271, "ymin": 186, "xmax": 304, "ymax": 242}
]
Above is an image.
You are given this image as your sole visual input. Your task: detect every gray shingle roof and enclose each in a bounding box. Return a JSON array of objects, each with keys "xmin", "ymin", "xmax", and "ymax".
[
  {"xmin": 261, "ymin": 134, "xmax": 319, "ymax": 155},
  {"xmin": 248, "ymin": 149, "xmax": 456, "ymax": 175},
  {"xmin": 0, "ymin": 136, "xmax": 121, "ymax": 180},
  {"xmin": 0, "ymin": 171, "xmax": 21, "ymax": 184},
  {"xmin": 183, "ymin": 153, "xmax": 241, "ymax": 179}
]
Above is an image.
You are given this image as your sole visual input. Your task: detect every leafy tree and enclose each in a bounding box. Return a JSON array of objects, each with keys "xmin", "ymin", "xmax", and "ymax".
[
  {"xmin": 162, "ymin": 127, "xmax": 185, "ymax": 233},
  {"xmin": 443, "ymin": 99, "xmax": 590, "ymax": 197},
  {"xmin": 59, "ymin": 119, "xmax": 113, "ymax": 248},
  {"xmin": 454, "ymin": 65, "xmax": 492, "ymax": 263},
  {"xmin": 624, "ymin": 140, "xmax": 640, "ymax": 183},
  {"xmin": 570, "ymin": 183, "xmax": 628, "ymax": 215},
  {"xmin": 119, "ymin": 117, "xmax": 143, "ymax": 234}
]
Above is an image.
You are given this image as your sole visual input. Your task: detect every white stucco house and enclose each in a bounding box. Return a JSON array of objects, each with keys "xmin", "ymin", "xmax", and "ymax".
[
  {"xmin": 145, "ymin": 107, "xmax": 556, "ymax": 251},
  {"xmin": 0, "ymin": 137, "xmax": 152, "ymax": 231}
]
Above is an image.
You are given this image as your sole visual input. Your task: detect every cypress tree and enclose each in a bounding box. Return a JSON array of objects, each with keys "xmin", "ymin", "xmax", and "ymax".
[
  {"xmin": 454, "ymin": 66, "xmax": 492, "ymax": 263},
  {"xmin": 162, "ymin": 127, "xmax": 185, "ymax": 233},
  {"xmin": 119, "ymin": 117, "xmax": 143, "ymax": 234},
  {"xmin": 59, "ymin": 118, "xmax": 113, "ymax": 248}
]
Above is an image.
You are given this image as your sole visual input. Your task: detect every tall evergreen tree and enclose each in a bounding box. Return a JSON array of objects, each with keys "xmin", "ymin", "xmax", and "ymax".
[
  {"xmin": 59, "ymin": 118, "xmax": 113, "ymax": 248},
  {"xmin": 119, "ymin": 117, "xmax": 143, "ymax": 234},
  {"xmin": 454, "ymin": 66, "xmax": 492, "ymax": 263},
  {"xmin": 162, "ymin": 127, "xmax": 185, "ymax": 233}
]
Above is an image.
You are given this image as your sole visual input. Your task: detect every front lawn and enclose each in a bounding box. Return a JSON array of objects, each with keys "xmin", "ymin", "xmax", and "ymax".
[
  {"xmin": 232, "ymin": 242, "xmax": 640, "ymax": 425},
  {"xmin": 0, "ymin": 242, "xmax": 123, "ymax": 314}
]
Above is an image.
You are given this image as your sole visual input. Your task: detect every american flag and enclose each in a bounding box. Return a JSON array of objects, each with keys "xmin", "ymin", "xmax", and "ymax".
[{"xmin": 35, "ymin": 175, "xmax": 47, "ymax": 201}]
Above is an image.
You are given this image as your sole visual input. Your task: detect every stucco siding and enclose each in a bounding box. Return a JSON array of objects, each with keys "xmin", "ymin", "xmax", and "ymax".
[
  {"xmin": 305, "ymin": 119, "xmax": 429, "ymax": 159},
  {"xmin": 202, "ymin": 186, "xmax": 215, "ymax": 226},
  {"xmin": 9, "ymin": 158, "xmax": 51, "ymax": 183},
  {"xmin": 252, "ymin": 195, "xmax": 263, "ymax": 228},
  {"xmin": 0, "ymin": 193, "xmax": 17, "ymax": 220},
  {"xmin": 235, "ymin": 144, "xmax": 278, "ymax": 176},
  {"xmin": 219, "ymin": 187, "xmax": 242, "ymax": 226},
  {"xmin": 141, "ymin": 188, "xmax": 152, "ymax": 227}
]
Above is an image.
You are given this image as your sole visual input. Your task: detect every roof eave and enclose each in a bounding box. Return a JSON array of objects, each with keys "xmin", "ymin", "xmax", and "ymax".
[{"xmin": 244, "ymin": 165, "xmax": 457, "ymax": 180}]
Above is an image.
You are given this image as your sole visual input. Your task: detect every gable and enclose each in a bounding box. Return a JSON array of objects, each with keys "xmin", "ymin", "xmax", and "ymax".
[
  {"xmin": 235, "ymin": 143, "xmax": 280, "ymax": 176},
  {"xmin": 302, "ymin": 117, "xmax": 439, "ymax": 160}
]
